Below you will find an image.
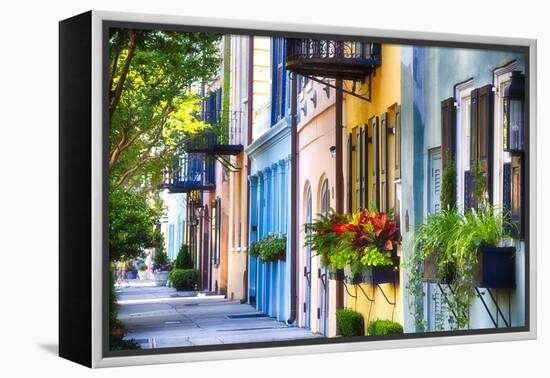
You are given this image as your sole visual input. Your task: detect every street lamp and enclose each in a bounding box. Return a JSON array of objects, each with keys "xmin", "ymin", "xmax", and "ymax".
[
  {"xmin": 503, "ymin": 70, "xmax": 525, "ymax": 153},
  {"xmin": 329, "ymin": 145, "xmax": 336, "ymax": 158}
]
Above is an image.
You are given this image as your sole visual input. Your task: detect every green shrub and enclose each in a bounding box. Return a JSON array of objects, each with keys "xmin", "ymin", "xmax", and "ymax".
[
  {"xmin": 153, "ymin": 242, "xmax": 171, "ymax": 271},
  {"xmin": 248, "ymin": 241, "xmax": 260, "ymax": 257},
  {"xmin": 175, "ymin": 244, "xmax": 193, "ymax": 269},
  {"xmin": 367, "ymin": 320, "xmax": 404, "ymax": 336},
  {"xmin": 258, "ymin": 234, "xmax": 287, "ymax": 262},
  {"xmin": 336, "ymin": 308, "xmax": 364, "ymax": 337},
  {"xmin": 169, "ymin": 269, "xmax": 199, "ymax": 291},
  {"xmin": 138, "ymin": 263, "xmax": 147, "ymax": 271}
]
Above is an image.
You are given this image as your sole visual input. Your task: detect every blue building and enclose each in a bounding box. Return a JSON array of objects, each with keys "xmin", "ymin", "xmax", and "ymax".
[
  {"xmin": 400, "ymin": 45, "xmax": 526, "ymax": 332},
  {"xmin": 246, "ymin": 37, "xmax": 293, "ymax": 322}
]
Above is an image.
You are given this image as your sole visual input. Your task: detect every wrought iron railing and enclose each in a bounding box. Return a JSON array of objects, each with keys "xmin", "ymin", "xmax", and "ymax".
[
  {"xmin": 285, "ymin": 39, "xmax": 381, "ymax": 81},
  {"xmin": 160, "ymin": 153, "xmax": 215, "ymax": 193}
]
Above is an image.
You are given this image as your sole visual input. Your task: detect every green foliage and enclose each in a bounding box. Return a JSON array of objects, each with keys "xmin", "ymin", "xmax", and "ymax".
[
  {"xmin": 472, "ymin": 159, "xmax": 487, "ymax": 209},
  {"xmin": 174, "ymin": 244, "xmax": 193, "ymax": 269},
  {"xmin": 441, "ymin": 154, "xmax": 456, "ymax": 211},
  {"xmin": 336, "ymin": 308, "xmax": 365, "ymax": 337},
  {"xmin": 304, "ymin": 210, "xmax": 350, "ymax": 267},
  {"xmin": 109, "ymin": 29, "xmax": 222, "ymax": 192},
  {"xmin": 367, "ymin": 320, "xmax": 404, "ymax": 336},
  {"xmin": 406, "ymin": 205, "xmax": 511, "ymax": 330},
  {"xmin": 138, "ymin": 263, "xmax": 147, "ymax": 271},
  {"xmin": 109, "ymin": 266, "xmax": 141, "ymax": 350},
  {"xmin": 169, "ymin": 269, "xmax": 199, "ymax": 291},
  {"xmin": 257, "ymin": 234, "xmax": 287, "ymax": 262},
  {"xmin": 109, "ymin": 188, "xmax": 161, "ymax": 262},
  {"xmin": 153, "ymin": 241, "xmax": 171, "ymax": 271},
  {"xmin": 247, "ymin": 241, "xmax": 260, "ymax": 258}
]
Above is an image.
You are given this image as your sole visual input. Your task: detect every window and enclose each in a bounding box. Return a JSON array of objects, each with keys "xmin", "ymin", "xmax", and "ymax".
[
  {"xmin": 271, "ymin": 38, "xmax": 287, "ymax": 125},
  {"xmin": 321, "ymin": 179, "xmax": 330, "ymax": 215},
  {"xmin": 455, "ymin": 80, "xmax": 473, "ymax": 209}
]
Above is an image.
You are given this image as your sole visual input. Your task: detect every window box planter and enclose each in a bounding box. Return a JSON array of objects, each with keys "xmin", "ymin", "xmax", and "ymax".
[
  {"xmin": 344, "ymin": 255, "xmax": 400, "ymax": 285},
  {"xmin": 473, "ymin": 246, "xmax": 516, "ymax": 288},
  {"xmin": 423, "ymin": 252, "xmax": 455, "ymax": 284},
  {"xmin": 328, "ymin": 265, "xmax": 345, "ymax": 281}
]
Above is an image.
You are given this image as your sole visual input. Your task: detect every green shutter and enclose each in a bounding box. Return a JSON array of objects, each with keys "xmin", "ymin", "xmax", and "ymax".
[
  {"xmin": 371, "ymin": 117, "xmax": 380, "ymax": 209},
  {"xmin": 394, "ymin": 105, "xmax": 401, "ymax": 180},
  {"xmin": 380, "ymin": 112, "xmax": 388, "ymax": 212}
]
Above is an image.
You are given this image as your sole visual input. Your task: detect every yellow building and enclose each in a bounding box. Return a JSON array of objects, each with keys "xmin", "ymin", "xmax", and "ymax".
[{"xmin": 343, "ymin": 44, "xmax": 403, "ymax": 330}]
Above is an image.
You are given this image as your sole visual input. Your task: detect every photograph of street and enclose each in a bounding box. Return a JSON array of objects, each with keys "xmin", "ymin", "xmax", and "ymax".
[{"xmin": 107, "ymin": 27, "xmax": 528, "ymax": 351}]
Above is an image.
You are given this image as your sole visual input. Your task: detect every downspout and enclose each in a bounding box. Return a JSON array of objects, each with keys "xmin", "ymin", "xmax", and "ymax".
[
  {"xmin": 335, "ymin": 79, "xmax": 344, "ymax": 310},
  {"xmin": 244, "ymin": 36, "xmax": 254, "ymax": 303},
  {"xmin": 287, "ymin": 72, "xmax": 298, "ymax": 325}
]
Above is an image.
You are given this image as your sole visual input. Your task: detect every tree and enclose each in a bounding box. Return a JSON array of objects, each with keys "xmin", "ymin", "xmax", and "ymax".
[
  {"xmin": 109, "ymin": 188, "xmax": 161, "ymax": 262},
  {"xmin": 108, "ymin": 29, "xmax": 222, "ymax": 193},
  {"xmin": 175, "ymin": 244, "xmax": 193, "ymax": 269}
]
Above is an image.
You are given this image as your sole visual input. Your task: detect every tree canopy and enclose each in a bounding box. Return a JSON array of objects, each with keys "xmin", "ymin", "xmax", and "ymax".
[
  {"xmin": 108, "ymin": 28, "xmax": 222, "ymax": 194},
  {"xmin": 109, "ymin": 188, "xmax": 162, "ymax": 262}
]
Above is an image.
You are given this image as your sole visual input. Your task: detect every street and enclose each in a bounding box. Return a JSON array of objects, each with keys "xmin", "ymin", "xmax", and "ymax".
[{"xmin": 116, "ymin": 281, "xmax": 322, "ymax": 349}]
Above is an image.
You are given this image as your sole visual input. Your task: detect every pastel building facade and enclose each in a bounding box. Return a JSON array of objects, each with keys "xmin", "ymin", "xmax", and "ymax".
[
  {"xmin": 399, "ymin": 45, "xmax": 526, "ymax": 332},
  {"xmin": 246, "ymin": 36, "xmax": 293, "ymax": 322},
  {"xmin": 296, "ymin": 77, "xmax": 339, "ymax": 336}
]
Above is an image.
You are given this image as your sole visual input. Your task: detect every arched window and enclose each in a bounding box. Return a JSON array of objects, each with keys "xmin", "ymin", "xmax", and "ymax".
[{"xmin": 320, "ymin": 179, "xmax": 330, "ymax": 215}]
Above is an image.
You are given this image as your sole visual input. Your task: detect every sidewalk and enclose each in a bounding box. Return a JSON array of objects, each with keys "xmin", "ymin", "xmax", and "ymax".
[{"xmin": 116, "ymin": 280, "xmax": 322, "ymax": 349}]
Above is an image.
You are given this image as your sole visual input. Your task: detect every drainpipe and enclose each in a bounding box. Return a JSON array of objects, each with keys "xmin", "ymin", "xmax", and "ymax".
[
  {"xmin": 335, "ymin": 79, "xmax": 344, "ymax": 310},
  {"xmin": 244, "ymin": 36, "xmax": 254, "ymax": 303},
  {"xmin": 287, "ymin": 72, "xmax": 298, "ymax": 325}
]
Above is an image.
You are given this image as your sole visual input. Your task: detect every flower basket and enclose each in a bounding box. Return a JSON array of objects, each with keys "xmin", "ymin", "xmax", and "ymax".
[
  {"xmin": 472, "ymin": 246, "xmax": 516, "ymax": 288},
  {"xmin": 423, "ymin": 252, "xmax": 455, "ymax": 284}
]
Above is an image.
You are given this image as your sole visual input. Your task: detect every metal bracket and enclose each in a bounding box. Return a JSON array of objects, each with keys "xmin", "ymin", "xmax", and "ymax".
[
  {"xmin": 214, "ymin": 154, "xmax": 240, "ymax": 172},
  {"xmin": 342, "ymin": 281, "xmax": 357, "ymax": 299},
  {"xmin": 356, "ymin": 283, "xmax": 374, "ymax": 302},
  {"xmin": 474, "ymin": 287, "xmax": 511, "ymax": 328},
  {"xmin": 376, "ymin": 283, "xmax": 396, "ymax": 306},
  {"xmin": 300, "ymin": 74, "xmax": 372, "ymax": 102}
]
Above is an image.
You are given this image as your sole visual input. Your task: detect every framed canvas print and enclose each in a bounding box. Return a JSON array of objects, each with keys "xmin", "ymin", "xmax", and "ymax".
[{"xmin": 59, "ymin": 10, "xmax": 537, "ymax": 368}]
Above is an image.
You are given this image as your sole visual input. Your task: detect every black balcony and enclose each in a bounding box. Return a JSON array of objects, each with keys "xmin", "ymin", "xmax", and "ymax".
[
  {"xmin": 160, "ymin": 153, "xmax": 215, "ymax": 193},
  {"xmin": 187, "ymin": 87, "xmax": 243, "ymax": 156},
  {"xmin": 185, "ymin": 127, "xmax": 243, "ymax": 156},
  {"xmin": 286, "ymin": 39, "xmax": 381, "ymax": 81}
]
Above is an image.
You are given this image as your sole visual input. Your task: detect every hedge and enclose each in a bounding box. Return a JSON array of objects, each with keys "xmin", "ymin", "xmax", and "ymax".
[
  {"xmin": 169, "ymin": 269, "xmax": 199, "ymax": 291},
  {"xmin": 367, "ymin": 320, "xmax": 404, "ymax": 336},
  {"xmin": 336, "ymin": 308, "xmax": 365, "ymax": 337}
]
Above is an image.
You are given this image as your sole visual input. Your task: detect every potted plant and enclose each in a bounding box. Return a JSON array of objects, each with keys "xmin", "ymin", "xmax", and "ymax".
[
  {"xmin": 152, "ymin": 245, "xmax": 171, "ymax": 287},
  {"xmin": 137, "ymin": 263, "xmax": 148, "ymax": 279},
  {"xmin": 454, "ymin": 205, "xmax": 515, "ymax": 289},
  {"xmin": 304, "ymin": 210, "xmax": 349, "ymax": 281},
  {"xmin": 331, "ymin": 208, "xmax": 401, "ymax": 285},
  {"xmin": 413, "ymin": 208, "xmax": 461, "ymax": 284},
  {"xmin": 123, "ymin": 260, "xmax": 138, "ymax": 280},
  {"xmin": 258, "ymin": 234, "xmax": 287, "ymax": 262}
]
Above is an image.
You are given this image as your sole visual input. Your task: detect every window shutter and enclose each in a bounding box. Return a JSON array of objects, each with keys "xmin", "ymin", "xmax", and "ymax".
[
  {"xmin": 464, "ymin": 170, "xmax": 472, "ymax": 210},
  {"xmin": 394, "ymin": 105, "xmax": 401, "ymax": 180},
  {"xmin": 371, "ymin": 117, "xmax": 380, "ymax": 209},
  {"xmin": 347, "ymin": 133, "xmax": 353, "ymax": 212},
  {"xmin": 470, "ymin": 88, "xmax": 479, "ymax": 168},
  {"xmin": 511, "ymin": 154, "xmax": 524, "ymax": 239},
  {"xmin": 477, "ymin": 85, "xmax": 494, "ymax": 204},
  {"xmin": 380, "ymin": 113, "xmax": 388, "ymax": 212},
  {"xmin": 361, "ymin": 125, "xmax": 368, "ymax": 208},
  {"xmin": 503, "ymin": 162, "xmax": 512, "ymax": 234},
  {"xmin": 355, "ymin": 128, "xmax": 361, "ymax": 209},
  {"xmin": 441, "ymin": 97, "xmax": 457, "ymax": 169}
]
